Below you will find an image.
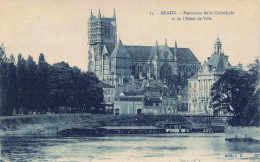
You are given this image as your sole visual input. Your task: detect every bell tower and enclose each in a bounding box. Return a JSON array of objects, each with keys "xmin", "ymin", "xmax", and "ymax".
[
  {"xmin": 87, "ymin": 9, "xmax": 117, "ymax": 79},
  {"xmin": 214, "ymin": 36, "xmax": 222, "ymax": 54}
]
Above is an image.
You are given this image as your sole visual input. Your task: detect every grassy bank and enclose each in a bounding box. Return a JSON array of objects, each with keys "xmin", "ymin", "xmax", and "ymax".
[{"xmin": 0, "ymin": 114, "xmax": 228, "ymax": 136}]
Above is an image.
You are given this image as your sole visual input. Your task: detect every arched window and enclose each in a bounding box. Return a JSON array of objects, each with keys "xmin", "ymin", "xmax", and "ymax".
[
  {"xmin": 164, "ymin": 51, "xmax": 169, "ymax": 59},
  {"xmin": 160, "ymin": 63, "xmax": 172, "ymax": 82}
]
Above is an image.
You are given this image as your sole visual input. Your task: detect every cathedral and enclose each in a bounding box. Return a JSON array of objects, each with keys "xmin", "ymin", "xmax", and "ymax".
[{"xmin": 87, "ymin": 9, "xmax": 201, "ymax": 85}]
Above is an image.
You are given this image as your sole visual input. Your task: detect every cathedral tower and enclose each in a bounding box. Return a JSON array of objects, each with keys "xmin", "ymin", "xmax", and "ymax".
[{"xmin": 88, "ymin": 9, "xmax": 117, "ymax": 79}]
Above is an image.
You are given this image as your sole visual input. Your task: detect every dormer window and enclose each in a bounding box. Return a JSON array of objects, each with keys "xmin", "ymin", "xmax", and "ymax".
[{"xmin": 209, "ymin": 64, "xmax": 213, "ymax": 72}]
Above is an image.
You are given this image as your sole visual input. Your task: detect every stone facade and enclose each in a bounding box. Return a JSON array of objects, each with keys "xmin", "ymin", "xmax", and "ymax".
[
  {"xmin": 188, "ymin": 37, "xmax": 232, "ymax": 115},
  {"xmin": 100, "ymin": 82, "xmax": 115, "ymax": 113},
  {"xmin": 113, "ymin": 84, "xmax": 178, "ymax": 115}
]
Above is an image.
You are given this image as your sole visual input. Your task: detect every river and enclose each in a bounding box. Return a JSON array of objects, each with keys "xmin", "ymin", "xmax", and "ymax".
[{"xmin": 0, "ymin": 133, "xmax": 259, "ymax": 162}]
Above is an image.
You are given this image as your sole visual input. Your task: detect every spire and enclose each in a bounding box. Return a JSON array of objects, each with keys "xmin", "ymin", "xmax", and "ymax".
[
  {"xmin": 98, "ymin": 8, "xmax": 101, "ymax": 19},
  {"xmin": 155, "ymin": 40, "xmax": 159, "ymax": 59},
  {"xmin": 174, "ymin": 40, "xmax": 177, "ymax": 61},
  {"xmin": 90, "ymin": 9, "xmax": 93, "ymax": 18},
  {"xmin": 214, "ymin": 35, "xmax": 222, "ymax": 54},
  {"xmin": 113, "ymin": 8, "xmax": 116, "ymax": 19},
  {"xmin": 156, "ymin": 40, "xmax": 159, "ymax": 52}
]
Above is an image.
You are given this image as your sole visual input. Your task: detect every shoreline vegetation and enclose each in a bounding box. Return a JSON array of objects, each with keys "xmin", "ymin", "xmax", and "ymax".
[
  {"xmin": 0, "ymin": 47, "xmax": 104, "ymax": 116},
  {"xmin": 0, "ymin": 113, "xmax": 258, "ymax": 143},
  {"xmin": 0, "ymin": 113, "xmax": 228, "ymax": 135},
  {"xmin": 225, "ymin": 126, "xmax": 260, "ymax": 143}
]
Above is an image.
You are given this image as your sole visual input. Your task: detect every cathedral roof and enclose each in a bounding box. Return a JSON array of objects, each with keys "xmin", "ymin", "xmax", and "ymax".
[
  {"xmin": 105, "ymin": 44, "xmax": 116, "ymax": 54},
  {"xmin": 125, "ymin": 46, "xmax": 151, "ymax": 61},
  {"xmin": 169, "ymin": 48, "xmax": 199, "ymax": 64},
  {"xmin": 110, "ymin": 39, "xmax": 130, "ymax": 58},
  {"xmin": 122, "ymin": 45, "xmax": 200, "ymax": 64}
]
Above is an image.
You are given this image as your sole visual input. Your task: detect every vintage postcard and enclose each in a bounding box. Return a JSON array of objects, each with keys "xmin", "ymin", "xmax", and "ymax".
[{"xmin": 0, "ymin": 0, "xmax": 259, "ymax": 161}]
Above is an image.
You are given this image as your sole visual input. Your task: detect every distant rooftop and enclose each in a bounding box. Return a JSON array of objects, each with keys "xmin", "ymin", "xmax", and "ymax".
[
  {"xmin": 100, "ymin": 126, "xmax": 162, "ymax": 130},
  {"xmin": 187, "ymin": 74, "xmax": 198, "ymax": 80},
  {"xmin": 99, "ymin": 82, "xmax": 115, "ymax": 88}
]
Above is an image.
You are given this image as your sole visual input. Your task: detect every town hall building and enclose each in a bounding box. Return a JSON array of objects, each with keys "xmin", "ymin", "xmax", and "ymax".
[{"xmin": 188, "ymin": 37, "xmax": 232, "ymax": 115}]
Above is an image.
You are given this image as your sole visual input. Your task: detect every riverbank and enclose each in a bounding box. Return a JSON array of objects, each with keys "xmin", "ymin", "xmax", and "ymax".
[
  {"xmin": 225, "ymin": 126, "xmax": 260, "ymax": 142},
  {"xmin": 0, "ymin": 114, "xmax": 228, "ymax": 136}
]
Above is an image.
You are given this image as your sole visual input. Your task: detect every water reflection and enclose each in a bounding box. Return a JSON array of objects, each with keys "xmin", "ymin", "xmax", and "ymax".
[{"xmin": 0, "ymin": 134, "xmax": 259, "ymax": 161}]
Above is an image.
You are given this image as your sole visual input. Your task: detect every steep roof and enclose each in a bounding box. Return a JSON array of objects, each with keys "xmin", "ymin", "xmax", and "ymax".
[
  {"xmin": 187, "ymin": 74, "xmax": 198, "ymax": 80},
  {"xmin": 110, "ymin": 40, "xmax": 130, "ymax": 58},
  {"xmin": 216, "ymin": 54, "xmax": 224, "ymax": 72},
  {"xmin": 99, "ymin": 82, "xmax": 115, "ymax": 88},
  {"xmin": 206, "ymin": 53, "xmax": 231, "ymax": 73},
  {"xmin": 105, "ymin": 44, "xmax": 116, "ymax": 54},
  {"xmin": 123, "ymin": 45, "xmax": 199, "ymax": 64},
  {"xmin": 123, "ymin": 89, "xmax": 147, "ymax": 96},
  {"xmin": 125, "ymin": 46, "xmax": 152, "ymax": 61},
  {"xmin": 208, "ymin": 54, "xmax": 221, "ymax": 67},
  {"xmin": 169, "ymin": 48, "xmax": 200, "ymax": 64},
  {"xmin": 144, "ymin": 97, "xmax": 162, "ymax": 102}
]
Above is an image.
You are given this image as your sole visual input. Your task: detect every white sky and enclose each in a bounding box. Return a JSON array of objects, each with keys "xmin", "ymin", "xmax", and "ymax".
[{"xmin": 0, "ymin": 0, "xmax": 259, "ymax": 71}]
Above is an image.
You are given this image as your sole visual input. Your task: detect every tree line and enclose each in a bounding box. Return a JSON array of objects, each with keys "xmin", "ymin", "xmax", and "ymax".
[
  {"xmin": 0, "ymin": 44, "xmax": 104, "ymax": 116},
  {"xmin": 210, "ymin": 58, "xmax": 259, "ymax": 126}
]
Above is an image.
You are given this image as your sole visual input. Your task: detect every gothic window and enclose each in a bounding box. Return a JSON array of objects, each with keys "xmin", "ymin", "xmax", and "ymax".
[
  {"xmin": 160, "ymin": 63, "xmax": 172, "ymax": 82},
  {"xmin": 140, "ymin": 65, "xmax": 143, "ymax": 72},
  {"xmin": 137, "ymin": 65, "xmax": 143, "ymax": 72},
  {"xmin": 108, "ymin": 24, "xmax": 110, "ymax": 38},
  {"xmin": 164, "ymin": 51, "xmax": 169, "ymax": 59},
  {"xmin": 145, "ymin": 64, "xmax": 149, "ymax": 72}
]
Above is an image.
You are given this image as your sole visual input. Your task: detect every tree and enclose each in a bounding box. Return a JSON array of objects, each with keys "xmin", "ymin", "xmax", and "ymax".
[
  {"xmin": 210, "ymin": 68, "xmax": 258, "ymax": 125},
  {"xmin": 48, "ymin": 62, "xmax": 75, "ymax": 112},
  {"xmin": 81, "ymin": 72, "xmax": 104, "ymax": 113},
  {"xmin": 25, "ymin": 55, "xmax": 37, "ymax": 113},
  {"xmin": 241, "ymin": 85, "xmax": 260, "ymax": 126},
  {"xmin": 16, "ymin": 54, "xmax": 27, "ymax": 113},
  {"xmin": 0, "ymin": 44, "xmax": 8, "ymax": 114},
  {"xmin": 1, "ymin": 55, "xmax": 17, "ymax": 115},
  {"xmin": 48, "ymin": 62, "xmax": 104, "ymax": 113},
  {"xmin": 36, "ymin": 53, "xmax": 49, "ymax": 113},
  {"xmin": 247, "ymin": 57, "xmax": 260, "ymax": 85},
  {"xmin": 241, "ymin": 58, "xmax": 260, "ymax": 126}
]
